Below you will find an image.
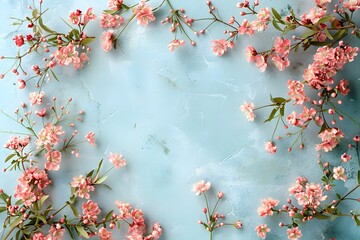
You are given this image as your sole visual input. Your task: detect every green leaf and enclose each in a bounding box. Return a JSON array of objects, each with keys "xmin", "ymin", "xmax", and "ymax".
[
  {"xmin": 95, "ymin": 175, "xmax": 108, "ymax": 184},
  {"xmin": 32, "ymin": 9, "xmax": 39, "ymax": 18},
  {"xmin": 336, "ymin": 193, "xmax": 341, "ymax": 199},
  {"xmin": 39, "ymin": 195, "xmax": 49, "ymax": 208},
  {"xmin": 333, "ymin": 29, "xmax": 347, "ymax": 39},
  {"xmin": 104, "ymin": 210, "xmax": 114, "ymax": 222},
  {"xmin": 280, "ymin": 105, "xmax": 285, "ymax": 116},
  {"xmin": 271, "ymin": 97, "xmax": 286, "ymax": 104},
  {"xmin": 0, "ymin": 206, "xmax": 6, "ymax": 213},
  {"xmin": 323, "ymin": 28, "xmax": 333, "ymax": 40},
  {"xmin": 37, "ymin": 214, "xmax": 47, "ymax": 224},
  {"xmin": 264, "ymin": 108, "xmax": 278, "ymax": 123},
  {"xmin": 86, "ymin": 170, "xmax": 95, "ymax": 178},
  {"xmin": 330, "ymin": 215, "xmax": 338, "ymax": 222},
  {"xmin": 70, "ymin": 204, "xmax": 79, "ymax": 217},
  {"xmin": 272, "ymin": 8, "xmax": 282, "ymax": 21},
  {"xmin": 39, "ymin": 17, "xmax": 55, "ymax": 33},
  {"xmin": 81, "ymin": 37, "xmax": 95, "ymax": 46},
  {"xmin": 356, "ymin": 31, "xmax": 360, "ymax": 39},
  {"xmin": 272, "ymin": 19, "xmax": 283, "ymax": 32},
  {"xmin": 316, "ymin": 15, "xmax": 332, "ymax": 25},
  {"xmin": 5, "ymin": 153, "xmax": 16, "ymax": 163},
  {"xmin": 76, "ymin": 226, "xmax": 89, "ymax": 239},
  {"xmin": 354, "ymin": 215, "xmax": 360, "ymax": 226},
  {"xmin": 10, "ymin": 215, "xmax": 22, "ymax": 228},
  {"xmin": 95, "ymin": 159, "xmax": 104, "ymax": 177},
  {"xmin": 357, "ymin": 170, "xmax": 360, "ymax": 184},
  {"xmin": 344, "ymin": 12, "xmax": 350, "ymax": 21},
  {"xmin": 15, "ymin": 199, "xmax": 23, "ymax": 206},
  {"xmin": 314, "ymin": 213, "xmax": 330, "ymax": 220},
  {"xmin": 49, "ymin": 69, "xmax": 59, "ymax": 82},
  {"xmin": 103, "ymin": 9, "xmax": 118, "ymax": 15}
]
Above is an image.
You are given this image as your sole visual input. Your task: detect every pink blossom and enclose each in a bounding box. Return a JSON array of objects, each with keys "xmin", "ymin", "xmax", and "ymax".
[
  {"xmin": 35, "ymin": 123, "xmax": 65, "ymax": 149},
  {"xmin": 234, "ymin": 220, "xmax": 243, "ymax": 229},
  {"xmin": 100, "ymin": 13, "xmax": 124, "ymax": 28},
  {"xmin": 18, "ymin": 79, "xmax": 26, "ymax": 89},
  {"xmin": 251, "ymin": 20, "xmax": 267, "ymax": 32},
  {"xmin": 108, "ymin": 0, "xmax": 124, "ymax": 10},
  {"xmin": 257, "ymin": 8, "xmax": 270, "ymax": 23},
  {"xmin": 343, "ymin": 0, "xmax": 360, "ymax": 11},
  {"xmin": 73, "ymin": 52, "xmax": 89, "ymax": 69},
  {"xmin": 13, "ymin": 35, "xmax": 25, "ymax": 47},
  {"xmin": 337, "ymin": 79, "xmax": 350, "ymax": 95},
  {"xmin": 292, "ymin": 182, "xmax": 327, "ymax": 208},
  {"xmin": 238, "ymin": 19, "xmax": 254, "ymax": 35},
  {"xmin": 45, "ymin": 150, "xmax": 62, "ymax": 171},
  {"xmin": 245, "ymin": 45, "xmax": 257, "ymax": 62},
  {"xmin": 78, "ymin": 178, "xmax": 95, "ymax": 199},
  {"xmin": 255, "ymin": 224, "xmax": 270, "ymax": 239},
  {"xmin": 265, "ymin": 141, "xmax": 276, "ymax": 153},
  {"xmin": 341, "ymin": 153, "xmax": 351, "ymax": 163},
  {"xmin": 286, "ymin": 111, "xmax": 300, "ymax": 126},
  {"xmin": 108, "ymin": 152, "xmax": 127, "ymax": 169},
  {"xmin": 271, "ymin": 54, "xmax": 290, "ymax": 71},
  {"xmin": 240, "ymin": 102, "xmax": 256, "ymax": 121},
  {"xmin": 69, "ymin": 11, "xmax": 81, "ymax": 25},
  {"xmin": 86, "ymin": 132, "xmax": 96, "ymax": 145},
  {"xmin": 82, "ymin": 200, "xmax": 101, "ymax": 224},
  {"xmin": 253, "ymin": 55, "xmax": 267, "ymax": 72},
  {"xmin": 148, "ymin": 223, "xmax": 162, "ymax": 240},
  {"xmin": 273, "ymin": 37, "xmax": 291, "ymax": 56},
  {"xmin": 333, "ymin": 166, "xmax": 346, "ymax": 181},
  {"xmin": 71, "ymin": 175, "xmax": 85, "ymax": 188},
  {"xmin": 101, "ymin": 30, "xmax": 114, "ymax": 52},
  {"xmin": 287, "ymin": 80, "xmax": 309, "ymax": 105},
  {"xmin": 133, "ymin": 1, "xmax": 156, "ymax": 26},
  {"xmin": 257, "ymin": 198, "xmax": 279, "ymax": 216},
  {"xmin": 299, "ymin": 106, "xmax": 316, "ymax": 121},
  {"xmin": 32, "ymin": 232, "xmax": 46, "ymax": 240},
  {"xmin": 29, "ymin": 92, "xmax": 44, "ymax": 105},
  {"xmin": 192, "ymin": 180, "xmax": 211, "ymax": 195},
  {"xmin": 98, "ymin": 227, "xmax": 112, "ymax": 240},
  {"xmin": 48, "ymin": 224, "xmax": 65, "ymax": 240},
  {"xmin": 4, "ymin": 136, "xmax": 30, "ymax": 151},
  {"xmin": 168, "ymin": 39, "xmax": 185, "ymax": 52},
  {"xmin": 315, "ymin": 0, "xmax": 331, "ymax": 8},
  {"xmin": 211, "ymin": 39, "xmax": 228, "ymax": 56},
  {"xmin": 287, "ymin": 227, "xmax": 302, "ymax": 240},
  {"xmin": 115, "ymin": 200, "xmax": 132, "ymax": 219},
  {"xmin": 83, "ymin": 8, "xmax": 96, "ymax": 25},
  {"xmin": 316, "ymin": 128, "xmax": 344, "ymax": 152},
  {"xmin": 35, "ymin": 108, "xmax": 47, "ymax": 117},
  {"xmin": 54, "ymin": 43, "xmax": 79, "ymax": 66},
  {"xmin": 301, "ymin": 8, "xmax": 326, "ymax": 24}
]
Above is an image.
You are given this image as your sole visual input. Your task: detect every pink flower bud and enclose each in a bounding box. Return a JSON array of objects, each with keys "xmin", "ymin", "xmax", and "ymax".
[{"xmin": 18, "ymin": 79, "xmax": 26, "ymax": 89}]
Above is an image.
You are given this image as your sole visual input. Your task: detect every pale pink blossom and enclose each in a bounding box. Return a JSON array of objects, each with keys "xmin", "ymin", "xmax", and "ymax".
[
  {"xmin": 35, "ymin": 123, "xmax": 65, "ymax": 149},
  {"xmin": 101, "ymin": 30, "xmax": 114, "ymax": 52},
  {"xmin": 82, "ymin": 200, "xmax": 101, "ymax": 224},
  {"xmin": 333, "ymin": 166, "xmax": 346, "ymax": 181},
  {"xmin": 211, "ymin": 39, "xmax": 228, "ymax": 56},
  {"xmin": 168, "ymin": 39, "xmax": 185, "ymax": 52},
  {"xmin": 45, "ymin": 150, "xmax": 62, "ymax": 171},
  {"xmin": 255, "ymin": 224, "xmax": 270, "ymax": 239},
  {"xmin": 133, "ymin": 1, "xmax": 155, "ymax": 26},
  {"xmin": 69, "ymin": 11, "xmax": 81, "ymax": 25},
  {"xmin": 238, "ymin": 19, "xmax": 254, "ymax": 35},
  {"xmin": 148, "ymin": 223, "xmax": 162, "ymax": 240},
  {"xmin": 273, "ymin": 37, "xmax": 291, "ymax": 56},
  {"xmin": 299, "ymin": 106, "xmax": 316, "ymax": 121},
  {"xmin": 245, "ymin": 45, "xmax": 257, "ymax": 62},
  {"xmin": 86, "ymin": 132, "xmax": 96, "ymax": 145},
  {"xmin": 292, "ymin": 182, "xmax": 327, "ymax": 208},
  {"xmin": 115, "ymin": 201, "xmax": 132, "ymax": 219},
  {"xmin": 108, "ymin": 0, "xmax": 123, "ymax": 10},
  {"xmin": 301, "ymin": 8, "xmax": 326, "ymax": 24},
  {"xmin": 287, "ymin": 80, "xmax": 309, "ymax": 105},
  {"xmin": 286, "ymin": 111, "xmax": 300, "ymax": 126},
  {"xmin": 192, "ymin": 180, "xmax": 211, "ymax": 195},
  {"xmin": 32, "ymin": 232, "xmax": 46, "ymax": 240},
  {"xmin": 54, "ymin": 43, "xmax": 79, "ymax": 66},
  {"xmin": 48, "ymin": 224, "xmax": 65, "ymax": 240},
  {"xmin": 343, "ymin": 0, "xmax": 360, "ymax": 11},
  {"xmin": 29, "ymin": 92, "xmax": 44, "ymax": 105},
  {"xmin": 83, "ymin": 8, "xmax": 96, "ymax": 25},
  {"xmin": 98, "ymin": 227, "xmax": 112, "ymax": 240},
  {"xmin": 254, "ymin": 55, "xmax": 267, "ymax": 72},
  {"xmin": 251, "ymin": 20, "xmax": 267, "ymax": 32},
  {"xmin": 271, "ymin": 54, "xmax": 290, "ymax": 71},
  {"xmin": 315, "ymin": 0, "xmax": 332, "ymax": 8},
  {"xmin": 316, "ymin": 128, "xmax": 344, "ymax": 152},
  {"xmin": 287, "ymin": 227, "xmax": 302, "ymax": 240},
  {"xmin": 108, "ymin": 152, "xmax": 127, "ymax": 169},
  {"xmin": 100, "ymin": 13, "xmax": 124, "ymax": 28},
  {"xmin": 35, "ymin": 108, "xmax": 47, "ymax": 117},
  {"xmin": 240, "ymin": 102, "xmax": 256, "ymax": 121},
  {"xmin": 265, "ymin": 141, "xmax": 276, "ymax": 153},
  {"xmin": 341, "ymin": 153, "xmax": 351, "ymax": 162},
  {"xmin": 257, "ymin": 8, "xmax": 270, "ymax": 23},
  {"xmin": 337, "ymin": 79, "xmax": 350, "ymax": 95},
  {"xmin": 4, "ymin": 136, "xmax": 30, "ymax": 151},
  {"xmin": 257, "ymin": 198, "xmax": 279, "ymax": 216}
]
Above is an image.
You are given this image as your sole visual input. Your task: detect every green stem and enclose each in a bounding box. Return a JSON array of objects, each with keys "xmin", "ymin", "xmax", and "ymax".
[{"xmin": 335, "ymin": 184, "xmax": 360, "ymax": 208}]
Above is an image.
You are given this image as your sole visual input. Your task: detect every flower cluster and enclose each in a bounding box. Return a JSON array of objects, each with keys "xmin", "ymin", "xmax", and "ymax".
[{"xmin": 192, "ymin": 180, "xmax": 243, "ymax": 239}]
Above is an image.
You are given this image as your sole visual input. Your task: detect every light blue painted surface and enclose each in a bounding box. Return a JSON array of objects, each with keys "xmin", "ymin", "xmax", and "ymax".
[{"xmin": 0, "ymin": 0, "xmax": 359, "ymax": 239}]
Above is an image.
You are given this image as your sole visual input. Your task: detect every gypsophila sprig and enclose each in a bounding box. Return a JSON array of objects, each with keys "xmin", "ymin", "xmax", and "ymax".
[{"xmin": 192, "ymin": 180, "xmax": 243, "ymax": 240}]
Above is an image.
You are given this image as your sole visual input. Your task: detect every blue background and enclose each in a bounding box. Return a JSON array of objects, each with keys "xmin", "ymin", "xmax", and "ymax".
[{"xmin": 0, "ymin": 0, "xmax": 360, "ymax": 239}]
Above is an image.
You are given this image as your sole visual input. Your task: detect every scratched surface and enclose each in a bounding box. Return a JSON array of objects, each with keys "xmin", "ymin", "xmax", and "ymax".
[{"xmin": 0, "ymin": 0, "xmax": 360, "ymax": 239}]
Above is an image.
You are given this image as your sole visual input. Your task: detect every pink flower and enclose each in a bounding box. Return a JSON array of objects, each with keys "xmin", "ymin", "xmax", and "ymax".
[
  {"xmin": 32, "ymin": 232, "xmax": 46, "ymax": 240},
  {"xmin": 211, "ymin": 39, "xmax": 228, "ymax": 56},
  {"xmin": 287, "ymin": 80, "xmax": 309, "ymax": 105},
  {"xmin": 35, "ymin": 123, "xmax": 65, "ymax": 149},
  {"xmin": 251, "ymin": 20, "xmax": 267, "ymax": 32},
  {"xmin": 257, "ymin": 198, "xmax": 279, "ymax": 216},
  {"xmin": 257, "ymin": 8, "xmax": 270, "ymax": 23},
  {"xmin": 168, "ymin": 39, "xmax": 185, "ymax": 52},
  {"xmin": 108, "ymin": 0, "xmax": 124, "ymax": 10},
  {"xmin": 83, "ymin": 8, "xmax": 96, "ymax": 25},
  {"xmin": 341, "ymin": 153, "xmax": 351, "ymax": 163},
  {"xmin": 45, "ymin": 150, "xmax": 62, "ymax": 171},
  {"xmin": 337, "ymin": 79, "xmax": 350, "ymax": 95},
  {"xmin": 82, "ymin": 200, "xmax": 101, "ymax": 224},
  {"xmin": 108, "ymin": 152, "xmax": 127, "ymax": 169},
  {"xmin": 264, "ymin": 141, "xmax": 276, "ymax": 154},
  {"xmin": 100, "ymin": 13, "xmax": 124, "ymax": 28},
  {"xmin": 301, "ymin": 8, "xmax": 326, "ymax": 24},
  {"xmin": 240, "ymin": 102, "xmax": 256, "ymax": 121},
  {"xmin": 271, "ymin": 54, "xmax": 290, "ymax": 71},
  {"xmin": 4, "ymin": 136, "xmax": 30, "ymax": 151},
  {"xmin": 343, "ymin": 0, "xmax": 360, "ymax": 11},
  {"xmin": 48, "ymin": 224, "xmax": 65, "ymax": 240},
  {"xmin": 254, "ymin": 55, "xmax": 267, "ymax": 72},
  {"xmin": 29, "ymin": 92, "xmax": 44, "ymax": 105},
  {"xmin": 287, "ymin": 227, "xmax": 302, "ymax": 240},
  {"xmin": 292, "ymin": 182, "xmax": 327, "ymax": 208},
  {"xmin": 315, "ymin": 0, "xmax": 331, "ymax": 8},
  {"xmin": 316, "ymin": 128, "xmax": 344, "ymax": 152},
  {"xmin": 273, "ymin": 37, "xmax": 291, "ymax": 56},
  {"xmin": 299, "ymin": 106, "xmax": 316, "ymax": 121},
  {"xmin": 286, "ymin": 111, "xmax": 300, "ymax": 126},
  {"xmin": 13, "ymin": 35, "xmax": 25, "ymax": 47},
  {"xmin": 333, "ymin": 166, "xmax": 346, "ymax": 181},
  {"xmin": 238, "ymin": 19, "xmax": 254, "ymax": 35},
  {"xmin": 255, "ymin": 224, "xmax": 270, "ymax": 239},
  {"xmin": 78, "ymin": 178, "xmax": 95, "ymax": 199},
  {"xmin": 148, "ymin": 223, "xmax": 162, "ymax": 240},
  {"xmin": 101, "ymin": 30, "xmax": 114, "ymax": 52},
  {"xmin": 35, "ymin": 108, "xmax": 47, "ymax": 117},
  {"xmin": 245, "ymin": 45, "xmax": 257, "ymax": 62},
  {"xmin": 86, "ymin": 132, "xmax": 96, "ymax": 145},
  {"xmin": 69, "ymin": 10, "xmax": 81, "ymax": 25},
  {"xmin": 54, "ymin": 43, "xmax": 79, "ymax": 66},
  {"xmin": 46, "ymin": 59, "xmax": 57, "ymax": 68},
  {"xmin": 133, "ymin": 1, "xmax": 156, "ymax": 26},
  {"xmin": 115, "ymin": 200, "xmax": 132, "ymax": 219},
  {"xmin": 98, "ymin": 227, "xmax": 112, "ymax": 240},
  {"xmin": 234, "ymin": 220, "xmax": 243, "ymax": 229},
  {"xmin": 192, "ymin": 180, "xmax": 211, "ymax": 195}
]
